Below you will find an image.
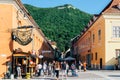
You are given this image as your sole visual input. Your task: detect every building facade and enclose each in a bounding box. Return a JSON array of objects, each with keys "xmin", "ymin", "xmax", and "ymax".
[
  {"xmin": 71, "ymin": 0, "xmax": 120, "ymax": 70},
  {"xmin": 0, "ymin": 0, "xmax": 54, "ymax": 78}
]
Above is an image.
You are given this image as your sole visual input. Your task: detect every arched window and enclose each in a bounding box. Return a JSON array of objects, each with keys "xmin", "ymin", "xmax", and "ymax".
[
  {"xmin": 95, "ymin": 52, "xmax": 98, "ymax": 60},
  {"xmin": 98, "ymin": 30, "xmax": 101, "ymax": 40}
]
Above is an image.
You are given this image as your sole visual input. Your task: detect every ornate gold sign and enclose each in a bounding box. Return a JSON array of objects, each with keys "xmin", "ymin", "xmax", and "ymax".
[{"xmin": 12, "ymin": 26, "xmax": 33, "ymax": 45}]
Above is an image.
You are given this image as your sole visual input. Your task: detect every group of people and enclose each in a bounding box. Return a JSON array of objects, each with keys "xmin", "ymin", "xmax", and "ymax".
[
  {"xmin": 35, "ymin": 60, "xmax": 87, "ymax": 79},
  {"xmin": 36, "ymin": 61, "xmax": 69, "ymax": 79},
  {"xmin": 16, "ymin": 60, "xmax": 87, "ymax": 79},
  {"xmin": 79, "ymin": 61, "xmax": 87, "ymax": 72}
]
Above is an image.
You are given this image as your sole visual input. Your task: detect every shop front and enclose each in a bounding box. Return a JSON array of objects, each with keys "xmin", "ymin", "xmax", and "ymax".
[{"xmin": 12, "ymin": 51, "xmax": 36, "ymax": 78}]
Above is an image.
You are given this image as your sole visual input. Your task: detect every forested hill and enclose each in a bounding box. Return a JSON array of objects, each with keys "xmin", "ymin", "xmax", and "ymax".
[{"xmin": 24, "ymin": 4, "xmax": 93, "ymax": 51}]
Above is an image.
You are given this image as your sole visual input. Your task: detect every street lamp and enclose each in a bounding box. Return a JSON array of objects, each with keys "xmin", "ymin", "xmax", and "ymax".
[{"xmin": 0, "ymin": 54, "xmax": 7, "ymax": 57}]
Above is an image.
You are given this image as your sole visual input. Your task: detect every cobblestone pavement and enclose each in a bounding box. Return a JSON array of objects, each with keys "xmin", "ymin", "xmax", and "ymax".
[
  {"xmin": 1, "ymin": 70, "xmax": 120, "ymax": 80},
  {"xmin": 90, "ymin": 70, "xmax": 120, "ymax": 80}
]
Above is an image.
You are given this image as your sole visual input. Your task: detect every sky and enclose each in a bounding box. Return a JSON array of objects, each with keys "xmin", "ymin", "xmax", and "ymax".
[{"xmin": 21, "ymin": 0, "xmax": 111, "ymax": 14}]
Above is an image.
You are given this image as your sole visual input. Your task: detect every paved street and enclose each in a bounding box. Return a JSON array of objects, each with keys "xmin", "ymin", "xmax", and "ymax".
[
  {"xmin": 89, "ymin": 70, "xmax": 120, "ymax": 80},
  {"xmin": 2, "ymin": 70, "xmax": 120, "ymax": 80},
  {"xmin": 28, "ymin": 70, "xmax": 120, "ymax": 80}
]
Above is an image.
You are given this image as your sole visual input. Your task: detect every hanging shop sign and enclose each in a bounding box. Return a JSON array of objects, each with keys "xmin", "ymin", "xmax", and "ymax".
[
  {"xmin": 42, "ymin": 50, "xmax": 51, "ymax": 53},
  {"xmin": 12, "ymin": 26, "xmax": 33, "ymax": 46}
]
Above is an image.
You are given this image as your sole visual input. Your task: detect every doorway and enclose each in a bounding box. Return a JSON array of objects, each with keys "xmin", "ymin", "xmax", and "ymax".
[
  {"xmin": 13, "ymin": 56, "xmax": 28, "ymax": 77},
  {"xmin": 86, "ymin": 54, "xmax": 91, "ymax": 68},
  {"xmin": 100, "ymin": 58, "xmax": 102, "ymax": 69}
]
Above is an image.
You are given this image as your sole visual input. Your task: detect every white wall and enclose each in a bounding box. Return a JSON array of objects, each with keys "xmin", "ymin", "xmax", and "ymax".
[{"xmin": 104, "ymin": 14, "xmax": 120, "ymax": 65}]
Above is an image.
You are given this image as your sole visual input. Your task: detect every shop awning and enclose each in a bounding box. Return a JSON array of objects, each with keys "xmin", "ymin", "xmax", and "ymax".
[{"xmin": 13, "ymin": 53, "xmax": 29, "ymax": 57}]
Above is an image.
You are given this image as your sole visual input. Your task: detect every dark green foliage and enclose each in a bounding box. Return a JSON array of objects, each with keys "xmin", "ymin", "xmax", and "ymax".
[{"xmin": 24, "ymin": 4, "xmax": 93, "ymax": 51}]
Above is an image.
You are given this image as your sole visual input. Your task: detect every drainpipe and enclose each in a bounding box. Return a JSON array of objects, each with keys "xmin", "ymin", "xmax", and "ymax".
[{"xmin": 11, "ymin": 51, "xmax": 14, "ymax": 79}]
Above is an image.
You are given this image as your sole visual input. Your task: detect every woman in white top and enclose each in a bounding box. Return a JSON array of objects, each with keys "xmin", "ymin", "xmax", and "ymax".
[
  {"xmin": 66, "ymin": 62, "xmax": 69, "ymax": 76},
  {"xmin": 17, "ymin": 63, "xmax": 21, "ymax": 77},
  {"xmin": 43, "ymin": 61, "xmax": 47, "ymax": 75}
]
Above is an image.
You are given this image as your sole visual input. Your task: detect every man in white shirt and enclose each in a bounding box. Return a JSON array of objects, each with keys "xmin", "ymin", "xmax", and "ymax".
[{"xmin": 37, "ymin": 63, "xmax": 42, "ymax": 76}]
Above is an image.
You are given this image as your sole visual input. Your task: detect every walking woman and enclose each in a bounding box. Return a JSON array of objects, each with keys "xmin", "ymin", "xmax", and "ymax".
[
  {"xmin": 83, "ymin": 61, "xmax": 87, "ymax": 72},
  {"xmin": 55, "ymin": 61, "xmax": 60, "ymax": 80}
]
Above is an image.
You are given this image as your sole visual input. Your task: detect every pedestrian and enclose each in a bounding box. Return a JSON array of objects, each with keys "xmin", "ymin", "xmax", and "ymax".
[
  {"xmin": 71, "ymin": 62, "xmax": 78, "ymax": 77},
  {"xmin": 79, "ymin": 60, "xmax": 82, "ymax": 72},
  {"xmin": 43, "ymin": 61, "xmax": 47, "ymax": 76},
  {"xmin": 55, "ymin": 61, "xmax": 60, "ymax": 80},
  {"xmin": 66, "ymin": 62, "xmax": 69, "ymax": 76},
  {"xmin": 52, "ymin": 60, "xmax": 56, "ymax": 77},
  {"xmin": 48, "ymin": 62, "xmax": 52, "ymax": 76},
  {"xmin": 61, "ymin": 61, "xmax": 66, "ymax": 76},
  {"xmin": 37, "ymin": 63, "xmax": 42, "ymax": 76},
  {"xmin": 35, "ymin": 64, "xmax": 38, "ymax": 76},
  {"xmin": 83, "ymin": 61, "xmax": 87, "ymax": 72},
  {"xmin": 17, "ymin": 63, "xmax": 21, "ymax": 78}
]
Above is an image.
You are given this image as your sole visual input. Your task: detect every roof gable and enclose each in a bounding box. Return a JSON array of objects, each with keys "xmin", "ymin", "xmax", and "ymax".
[{"xmin": 102, "ymin": 0, "xmax": 120, "ymax": 14}]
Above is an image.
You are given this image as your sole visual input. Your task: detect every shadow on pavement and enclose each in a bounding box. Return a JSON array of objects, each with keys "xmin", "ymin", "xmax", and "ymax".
[{"xmin": 109, "ymin": 75, "xmax": 120, "ymax": 77}]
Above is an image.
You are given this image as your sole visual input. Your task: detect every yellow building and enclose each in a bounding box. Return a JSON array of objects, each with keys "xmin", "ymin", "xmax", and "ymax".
[
  {"xmin": 0, "ymin": 0, "xmax": 54, "ymax": 78},
  {"xmin": 71, "ymin": 0, "xmax": 120, "ymax": 70}
]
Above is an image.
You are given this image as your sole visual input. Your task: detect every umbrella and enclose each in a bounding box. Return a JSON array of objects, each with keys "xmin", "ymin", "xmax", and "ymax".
[
  {"xmin": 58, "ymin": 58, "xmax": 64, "ymax": 62},
  {"xmin": 64, "ymin": 56, "xmax": 75, "ymax": 61}
]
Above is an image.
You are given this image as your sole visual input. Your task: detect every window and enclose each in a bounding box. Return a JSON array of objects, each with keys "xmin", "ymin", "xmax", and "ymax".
[
  {"xmin": 98, "ymin": 30, "xmax": 101, "ymax": 40},
  {"xmin": 113, "ymin": 26, "xmax": 120, "ymax": 38},
  {"xmin": 116, "ymin": 49, "xmax": 120, "ymax": 58},
  {"xmin": 95, "ymin": 52, "xmax": 97, "ymax": 60}
]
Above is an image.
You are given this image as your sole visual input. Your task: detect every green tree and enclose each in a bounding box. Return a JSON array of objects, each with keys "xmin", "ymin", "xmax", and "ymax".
[{"xmin": 24, "ymin": 4, "xmax": 93, "ymax": 51}]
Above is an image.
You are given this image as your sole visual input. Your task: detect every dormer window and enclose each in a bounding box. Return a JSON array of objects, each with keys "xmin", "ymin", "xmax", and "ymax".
[
  {"xmin": 117, "ymin": 3, "xmax": 120, "ymax": 9},
  {"xmin": 23, "ymin": 14, "xmax": 28, "ymax": 19}
]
